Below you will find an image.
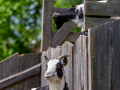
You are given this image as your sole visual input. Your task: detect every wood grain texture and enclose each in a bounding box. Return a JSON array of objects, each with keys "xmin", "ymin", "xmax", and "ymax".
[
  {"xmin": 85, "ymin": 1, "xmax": 120, "ymax": 16},
  {"xmin": 51, "ymin": 46, "xmax": 61, "ymax": 59},
  {"xmin": 52, "ymin": 22, "xmax": 76, "ymax": 48},
  {"xmin": 85, "ymin": 17, "xmax": 115, "ymax": 30},
  {"xmin": 73, "ymin": 36, "xmax": 82, "ymax": 90},
  {"xmin": 0, "ymin": 64, "xmax": 41, "ymax": 89},
  {"xmin": 19, "ymin": 53, "xmax": 40, "ymax": 90},
  {"xmin": 111, "ymin": 20, "xmax": 120, "ymax": 90},
  {"xmin": 73, "ymin": 35, "xmax": 88, "ymax": 90},
  {"xmin": 83, "ymin": 36, "xmax": 88, "ymax": 90},
  {"xmin": 41, "ymin": 52, "xmax": 47, "ymax": 86},
  {"xmin": 64, "ymin": 32, "xmax": 82, "ymax": 42},
  {"xmin": 41, "ymin": 0, "xmax": 53, "ymax": 51},
  {"xmin": 53, "ymin": 32, "xmax": 82, "ymax": 42},
  {"xmin": 41, "ymin": 48, "xmax": 51, "ymax": 86},
  {"xmin": 0, "ymin": 53, "xmax": 19, "ymax": 79},
  {"xmin": 0, "ymin": 53, "xmax": 19, "ymax": 90},
  {"xmin": 88, "ymin": 21, "xmax": 113, "ymax": 90},
  {"xmin": 61, "ymin": 41, "xmax": 73, "ymax": 90}
]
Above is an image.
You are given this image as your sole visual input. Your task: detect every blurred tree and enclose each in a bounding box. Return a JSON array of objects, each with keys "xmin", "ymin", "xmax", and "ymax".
[{"xmin": 0, "ymin": 0, "xmax": 42, "ymax": 61}]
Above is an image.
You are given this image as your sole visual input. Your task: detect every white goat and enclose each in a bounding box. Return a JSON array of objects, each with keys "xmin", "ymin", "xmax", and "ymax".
[{"xmin": 31, "ymin": 55, "xmax": 69, "ymax": 90}]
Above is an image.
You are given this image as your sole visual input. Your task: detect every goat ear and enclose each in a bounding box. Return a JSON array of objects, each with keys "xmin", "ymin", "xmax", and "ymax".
[
  {"xmin": 44, "ymin": 56, "xmax": 49, "ymax": 63},
  {"xmin": 62, "ymin": 57, "xmax": 68, "ymax": 68}
]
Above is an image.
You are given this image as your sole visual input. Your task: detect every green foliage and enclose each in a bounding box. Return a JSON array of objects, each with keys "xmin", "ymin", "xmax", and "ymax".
[
  {"xmin": 0, "ymin": 0, "xmax": 84, "ymax": 61},
  {"xmin": 0, "ymin": 0, "xmax": 42, "ymax": 61},
  {"xmin": 53, "ymin": 0, "xmax": 83, "ymax": 8}
]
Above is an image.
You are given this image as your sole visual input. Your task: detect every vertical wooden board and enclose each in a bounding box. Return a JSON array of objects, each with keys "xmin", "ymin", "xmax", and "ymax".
[
  {"xmin": 45, "ymin": 48, "xmax": 51, "ymax": 85},
  {"xmin": 83, "ymin": 36, "xmax": 88, "ymax": 90},
  {"xmin": 73, "ymin": 35, "xmax": 88, "ymax": 90},
  {"xmin": 0, "ymin": 62, "xmax": 3, "ymax": 80},
  {"xmin": 19, "ymin": 53, "xmax": 40, "ymax": 90},
  {"xmin": 2, "ymin": 60, "xmax": 10, "ymax": 79},
  {"xmin": 51, "ymin": 48, "xmax": 56, "ymax": 59},
  {"xmin": 88, "ymin": 22, "xmax": 113, "ymax": 90},
  {"xmin": 84, "ymin": 17, "xmax": 115, "ymax": 30},
  {"xmin": 61, "ymin": 41, "xmax": 73, "ymax": 90},
  {"xmin": 41, "ymin": 48, "xmax": 51, "ymax": 86},
  {"xmin": 80, "ymin": 36, "xmax": 85, "ymax": 90},
  {"xmin": 41, "ymin": 0, "xmax": 53, "ymax": 51},
  {"xmin": 51, "ymin": 46, "xmax": 61, "ymax": 59},
  {"xmin": 73, "ymin": 36, "xmax": 82, "ymax": 90},
  {"xmin": 111, "ymin": 20, "xmax": 120, "ymax": 90},
  {"xmin": 41, "ymin": 51, "xmax": 48, "ymax": 86},
  {"xmin": 1, "ymin": 53, "xmax": 19, "ymax": 90},
  {"xmin": 41, "ymin": 52, "xmax": 47, "ymax": 86}
]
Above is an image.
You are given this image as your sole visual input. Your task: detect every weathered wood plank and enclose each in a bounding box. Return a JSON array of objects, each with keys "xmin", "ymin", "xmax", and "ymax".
[
  {"xmin": 73, "ymin": 36, "xmax": 82, "ymax": 90},
  {"xmin": 0, "ymin": 53, "xmax": 19, "ymax": 90},
  {"xmin": 88, "ymin": 21, "xmax": 113, "ymax": 90},
  {"xmin": 52, "ymin": 22, "xmax": 76, "ymax": 47},
  {"xmin": 0, "ymin": 63, "xmax": 41, "ymax": 89},
  {"xmin": 53, "ymin": 32, "xmax": 82, "ymax": 42},
  {"xmin": 41, "ymin": 52, "xmax": 47, "ymax": 86},
  {"xmin": 61, "ymin": 41, "xmax": 73, "ymax": 90},
  {"xmin": 108, "ymin": 0, "xmax": 118, "ymax": 3},
  {"xmin": 0, "ymin": 61, "xmax": 3, "ymax": 80},
  {"xmin": 111, "ymin": 20, "xmax": 120, "ymax": 90},
  {"xmin": 41, "ymin": 48, "xmax": 51, "ymax": 86},
  {"xmin": 85, "ymin": 17, "xmax": 115, "ymax": 30},
  {"xmin": 0, "ymin": 53, "xmax": 19, "ymax": 79},
  {"xmin": 51, "ymin": 46, "xmax": 61, "ymax": 59},
  {"xmin": 19, "ymin": 53, "xmax": 40, "ymax": 90},
  {"xmin": 85, "ymin": 1, "xmax": 120, "ymax": 16},
  {"xmin": 73, "ymin": 35, "xmax": 88, "ymax": 90},
  {"xmin": 41, "ymin": 0, "xmax": 53, "ymax": 51},
  {"xmin": 64, "ymin": 32, "xmax": 82, "ymax": 42},
  {"xmin": 79, "ymin": 36, "xmax": 84, "ymax": 90}
]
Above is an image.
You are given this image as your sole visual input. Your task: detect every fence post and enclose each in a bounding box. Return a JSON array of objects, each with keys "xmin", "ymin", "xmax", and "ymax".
[{"xmin": 41, "ymin": 0, "xmax": 53, "ymax": 51}]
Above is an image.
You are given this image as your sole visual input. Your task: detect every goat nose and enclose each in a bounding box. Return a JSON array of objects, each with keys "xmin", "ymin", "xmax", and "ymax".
[{"xmin": 46, "ymin": 72, "xmax": 49, "ymax": 75}]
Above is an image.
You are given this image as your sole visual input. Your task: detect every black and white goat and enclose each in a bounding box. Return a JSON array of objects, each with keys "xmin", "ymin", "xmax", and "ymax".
[
  {"xmin": 52, "ymin": 1, "xmax": 107, "ymax": 35},
  {"xmin": 31, "ymin": 55, "xmax": 69, "ymax": 90}
]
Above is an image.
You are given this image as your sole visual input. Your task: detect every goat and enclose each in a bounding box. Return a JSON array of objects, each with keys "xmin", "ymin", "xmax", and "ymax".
[
  {"xmin": 52, "ymin": 1, "xmax": 107, "ymax": 35},
  {"xmin": 31, "ymin": 55, "xmax": 70, "ymax": 90}
]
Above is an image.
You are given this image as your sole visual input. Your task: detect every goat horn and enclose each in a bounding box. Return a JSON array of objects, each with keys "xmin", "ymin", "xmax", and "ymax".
[
  {"xmin": 53, "ymin": 13, "xmax": 61, "ymax": 17},
  {"xmin": 57, "ymin": 55, "xmax": 70, "ymax": 60}
]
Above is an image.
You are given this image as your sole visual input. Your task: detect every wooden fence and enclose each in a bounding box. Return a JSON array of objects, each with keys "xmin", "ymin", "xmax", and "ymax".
[
  {"xmin": 41, "ymin": 0, "xmax": 120, "ymax": 51},
  {"xmin": 88, "ymin": 20, "xmax": 120, "ymax": 90},
  {"xmin": 0, "ymin": 20, "xmax": 120, "ymax": 90},
  {"xmin": 41, "ymin": 19, "xmax": 120, "ymax": 90},
  {"xmin": 1, "ymin": 0, "xmax": 120, "ymax": 90},
  {"xmin": 41, "ymin": 35, "xmax": 88, "ymax": 90},
  {"xmin": 0, "ymin": 53, "xmax": 41, "ymax": 90}
]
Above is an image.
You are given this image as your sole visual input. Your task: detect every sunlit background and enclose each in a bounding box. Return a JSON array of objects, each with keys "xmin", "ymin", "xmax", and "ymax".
[{"xmin": 0, "ymin": 0, "xmax": 87, "ymax": 61}]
